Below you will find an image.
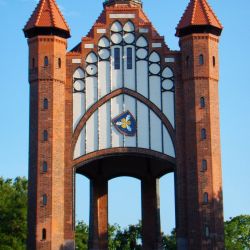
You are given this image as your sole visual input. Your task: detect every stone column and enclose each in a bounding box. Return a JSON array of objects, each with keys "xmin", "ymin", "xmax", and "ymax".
[
  {"xmin": 88, "ymin": 178, "xmax": 108, "ymax": 250},
  {"xmin": 141, "ymin": 177, "xmax": 162, "ymax": 250}
]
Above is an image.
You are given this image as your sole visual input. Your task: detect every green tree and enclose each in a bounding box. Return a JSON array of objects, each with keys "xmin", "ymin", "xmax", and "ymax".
[
  {"xmin": 108, "ymin": 223, "xmax": 122, "ymax": 249},
  {"xmin": 162, "ymin": 228, "xmax": 176, "ymax": 250},
  {"xmin": 112, "ymin": 222, "xmax": 142, "ymax": 250},
  {"xmin": 0, "ymin": 177, "xmax": 28, "ymax": 250},
  {"xmin": 224, "ymin": 215, "xmax": 250, "ymax": 250},
  {"xmin": 75, "ymin": 221, "xmax": 89, "ymax": 250}
]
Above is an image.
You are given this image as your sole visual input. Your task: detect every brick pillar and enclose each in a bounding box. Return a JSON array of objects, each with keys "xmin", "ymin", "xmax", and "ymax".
[
  {"xmin": 141, "ymin": 177, "xmax": 161, "ymax": 250},
  {"xmin": 88, "ymin": 178, "xmax": 108, "ymax": 250}
]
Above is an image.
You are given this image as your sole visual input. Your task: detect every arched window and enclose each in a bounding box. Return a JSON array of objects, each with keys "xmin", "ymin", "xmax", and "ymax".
[
  {"xmin": 58, "ymin": 58, "xmax": 61, "ymax": 68},
  {"xmin": 186, "ymin": 56, "xmax": 189, "ymax": 67},
  {"xmin": 200, "ymin": 97, "xmax": 205, "ymax": 108},
  {"xmin": 42, "ymin": 161, "xmax": 48, "ymax": 173},
  {"xmin": 42, "ymin": 194, "xmax": 47, "ymax": 206},
  {"xmin": 203, "ymin": 192, "xmax": 209, "ymax": 203},
  {"xmin": 43, "ymin": 130, "xmax": 48, "ymax": 141},
  {"xmin": 201, "ymin": 128, "xmax": 206, "ymax": 140},
  {"xmin": 44, "ymin": 56, "xmax": 49, "ymax": 67},
  {"xmin": 202, "ymin": 159, "xmax": 207, "ymax": 171},
  {"xmin": 43, "ymin": 98, "xmax": 48, "ymax": 110},
  {"xmin": 199, "ymin": 54, "xmax": 204, "ymax": 65},
  {"xmin": 127, "ymin": 48, "xmax": 132, "ymax": 69},
  {"xmin": 213, "ymin": 56, "xmax": 216, "ymax": 67},
  {"xmin": 42, "ymin": 228, "xmax": 46, "ymax": 240},
  {"xmin": 114, "ymin": 48, "xmax": 120, "ymax": 70}
]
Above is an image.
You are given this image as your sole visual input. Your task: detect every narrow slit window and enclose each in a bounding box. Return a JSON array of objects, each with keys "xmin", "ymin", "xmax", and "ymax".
[
  {"xmin": 44, "ymin": 56, "xmax": 49, "ymax": 67},
  {"xmin": 203, "ymin": 192, "xmax": 209, "ymax": 203},
  {"xmin": 42, "ymin": 161, "xmax": 48, "ymax": 173},
  {"xmin": 202, "ymin": 159, "xmax": 207, "ymax": 171},
  {"xmin": 32, "ymin": 58, "xmax": 35, "ymax": 69},
  {"xmin": 213, "ymin": 56, "xmax": 216, "ymax": 67},
  {"xmin": 127, "ymin": 47, "xmax": 133, "ymax": 69},
  {"xmin": 205, "ymin": 225, "xmax": 210, "ymax": 238},
  {"xmin": 43, "ymin": 98, "xmax": 48, "ymax": 110},
  {"xmin": 58, "ymin": 58, "xmax": 61, "ymax": 68},
  {"xmin": 43, "ymin": 130, "xmax": 48, "ymax": 141},
  {"xmin": 186, "ymin": 56, "xmax": 189, "ymax": 67},
  {"xmin": 42, "ymin": 194, "xmax": 47, "ymax": 206},
  {"xmin": 199, "ymin": 54, "xmax": 204, "ymax": 65},
  {"xmin": 42, "ymin": 229, "xmax": 46, "ymax": 240},
  {"xmin": 201, "ymin": 128, "xmax": 206, "ymax": 140},
  {"xmin": 114, "ymin": 48, "xmax": 120, "ymax": 70},
  {"xmin": 200, "ymin": 97, "xmax": 205, "ymax": 108}
]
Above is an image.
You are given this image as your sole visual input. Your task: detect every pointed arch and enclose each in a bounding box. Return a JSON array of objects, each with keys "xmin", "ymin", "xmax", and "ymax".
[{"xmin": 72, "ymin": 88, "xmax": 176, "ymax": 158}]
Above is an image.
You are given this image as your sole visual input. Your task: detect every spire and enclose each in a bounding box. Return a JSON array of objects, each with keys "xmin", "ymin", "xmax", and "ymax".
[
  {"xmin": 176, "ymin": 0, "xmax": 222, "ymax": 37},
  {"xmin": 103, "ymin": 0, "xmax": 142, "ymax": 7},
  {"xmin": 23, "ymin": 0, "xmax": 70, "ymax": 39}
]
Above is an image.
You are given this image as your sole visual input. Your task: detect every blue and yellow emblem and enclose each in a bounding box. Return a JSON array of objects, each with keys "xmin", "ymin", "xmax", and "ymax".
[{"xmin": 112, "ymin": 110, "xmax": 137, "ymax": 136}]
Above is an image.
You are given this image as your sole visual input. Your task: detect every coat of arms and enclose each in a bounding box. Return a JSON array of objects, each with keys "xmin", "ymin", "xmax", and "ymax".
[{"xmin": 112, "ymin": 110, "xmax": 137, "ymax": 136}]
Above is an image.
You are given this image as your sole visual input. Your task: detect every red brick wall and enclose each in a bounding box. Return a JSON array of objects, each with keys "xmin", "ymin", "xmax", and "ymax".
[
  {"xmin": 28, "ymin": 36, "xmax": 67, "ymax": 250},
  {"xmin": 176, "ymin": 33, "xmax": 224, "ymax": 249}
]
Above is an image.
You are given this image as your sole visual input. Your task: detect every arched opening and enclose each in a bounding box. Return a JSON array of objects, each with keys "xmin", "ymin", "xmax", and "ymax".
[
  {"xmin": 160, "ymin": 173, "xmax": 176, "ymax": 236},
  {"xmin": 74, "ymin": 153, "xmax": 175, "ymax": 249}
]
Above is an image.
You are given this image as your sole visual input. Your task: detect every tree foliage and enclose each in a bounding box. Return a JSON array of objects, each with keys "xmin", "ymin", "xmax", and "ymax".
[
  {"xmin": 75, "ymin": 220, "xmax": 177, "ymax": 250},
  {"xmin": 162, "ymin": 229, "xmax": 176, "ymax": 250},
  {"xmin": 109, "ymin": 222, "xmax": 142, "ymax": 250},
  {"xmin": 224, "ymin": 215, "xmax": 250, "ymax": 250},
  {"xmin": 1, "ymin": 176, "xmax": 250, "ymax": 250},
  {"xmin": 0, "ymin": 177, "xmax": 28, "ymax": 250},
  {"xmin": 75, "ymin": 221, "xmax": 89, "ymax": 250}
]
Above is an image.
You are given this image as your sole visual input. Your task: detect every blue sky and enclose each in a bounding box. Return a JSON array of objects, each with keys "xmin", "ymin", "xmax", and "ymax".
[{"xmin": 0, "ymin": 0, "xmax": 249, "ymax": 234}]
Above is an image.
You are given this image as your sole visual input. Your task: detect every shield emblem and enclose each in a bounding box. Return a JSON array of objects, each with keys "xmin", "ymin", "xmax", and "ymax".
[{"xmin": 112, "ymin": 110, "xmax": 137, "ymax": 136}]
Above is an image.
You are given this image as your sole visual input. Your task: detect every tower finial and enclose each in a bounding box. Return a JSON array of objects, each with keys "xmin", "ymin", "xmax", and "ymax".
[{"xmin": 103, "ymin": 0, "xmax": 142, "ymax": 7}]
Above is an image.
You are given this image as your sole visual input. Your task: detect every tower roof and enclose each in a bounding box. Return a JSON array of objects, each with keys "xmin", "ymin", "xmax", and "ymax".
[
  {"xmin": 176, "ymin": 0, "xmax": 222, "ymax": 37},
  {"xmin": 23, "ymin": 0, "xmax": 70, "ymax": 38}
]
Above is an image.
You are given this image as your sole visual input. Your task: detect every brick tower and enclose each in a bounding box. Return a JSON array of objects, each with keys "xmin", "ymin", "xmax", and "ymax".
[
  {"xmin": 23, "ymin": 0, "xmax": 70, "ymax": 249},
  {"xmin": 23, "ymin": 0, "xmax": 224, "ymax": 249},
  {"xmin": 175, "ymin": 0, "xmax": 224, "ymax": 249}
]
